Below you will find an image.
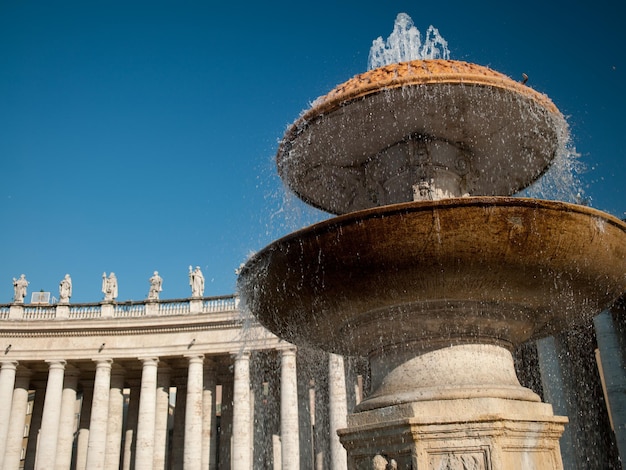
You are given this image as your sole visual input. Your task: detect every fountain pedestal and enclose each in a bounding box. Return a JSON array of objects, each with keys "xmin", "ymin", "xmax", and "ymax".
[
  {"xmin": 340, "ymin": 398, "xmax": 566, "ymax": 469},
  {"xmin": 341, "ymin": 344, "xmax": 567, "ymax": 469}
]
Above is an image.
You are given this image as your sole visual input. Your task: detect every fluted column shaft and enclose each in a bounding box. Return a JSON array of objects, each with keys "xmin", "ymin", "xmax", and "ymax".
[
  {"xmin": 183, "ymin": 355, "xmax": 204, "ymax": 470},
  {"xmin": 281, "ymin": 347, "xmax": 300, "ymax": 470},
  {"xmin": 153, "ymin": 365, "xmax": 171, "ymax": 470},
  {"xmin": 104, "ymin": 365, "xmax": 125, "ymax": 470},
  {"xmin": 135, "ymin": 357, "xmax": 159, "ymax": 466},
  {"xmin": 232, "ymin": 352, "xmax": 252, "ymax": 470},
  {"xmin": 3, "ymin": 366, "xmax": 31, "ymax": 470},
  {"xmin": 86, "ymin": 358, "xmax": 113, "ymax": 470},
  {"xmin": 328, "ymin": 353, "xmax": 348, "ymax": 470},
  {"xmin": 55, "ymin": 366, "xmax": 80, "ymax": 470},
  {"xmin": 0, "ymin": 361, "xmax": 18, "ymax": 467},
  {"xmin": 35, "ymin": 360, "xmax": 66, "ymax": 470}
]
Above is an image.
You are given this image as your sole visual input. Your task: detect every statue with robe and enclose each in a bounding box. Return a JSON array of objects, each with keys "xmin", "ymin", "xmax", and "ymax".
[
  {"xmin": 102, "ymin": 272, "xmax": 118, "ymax": 301},
  {"xmin": 59, "ymin": 274, "xmax": 72, "ymax": 303},
  {"xmin": 189, "ymin": 265, "xmax": 204, "ymax": 298}
]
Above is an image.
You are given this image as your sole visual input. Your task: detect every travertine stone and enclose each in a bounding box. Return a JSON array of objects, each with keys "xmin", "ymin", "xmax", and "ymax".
[
  {"xmin": 232, "ymin": 351, "xmax": 251, "ymax": 469},
  {"xmin": 104, "ymin": 365, "xmax": 125, "ymax": 470},
  {"xmin": 280, "ymin": 347, "xmax": 300, "ymax": 470},
  {"xmin": 0, "ymin": 360, "xmax": 18, "ymax": 466},
  {"xmin": 329, "ymin": 354, "xmax": 348, "ymax": 470},
  {"xmin": 184, "ymin": 355, "xmax": 204, "ymax": 470},
  {"xmin": 56, "ymin": 365, "xmax": 80, "ymax": 470},
  {"xmin": 340, "ymin": 398, "xmax": 567, "ymax": 469},
  {"xmin": 86, "ymin": 358, "xmax": 113, "ymax": 469},
  {"xmin": 153, "ymin": 365, "xmax": 171, "ymax": 470},
  {"xmin": 135, "ymin": 357, "xmax": 159, "ymax": 467},
  {"xmin": 4, "ymin": 367, "xmax": 31, "ymax": 469},
  {"xmin": 202, "ymin": 360, "xmax": 218, "ymax": 470},
  {"xmin": 35, "ymin": 360, "xmax": 66, "ymax": 470}
]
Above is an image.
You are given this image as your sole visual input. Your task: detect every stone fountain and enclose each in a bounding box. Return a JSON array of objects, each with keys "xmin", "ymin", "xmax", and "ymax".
[{"xmin": 238, "ymin": 28, "xmax": 626, "ymax": 469}]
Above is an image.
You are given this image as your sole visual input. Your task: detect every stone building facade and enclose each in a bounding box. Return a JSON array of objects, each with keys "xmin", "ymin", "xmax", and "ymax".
[{"xmin": 0, "ymin": 295, "xmax": 365, "ymax": 469}]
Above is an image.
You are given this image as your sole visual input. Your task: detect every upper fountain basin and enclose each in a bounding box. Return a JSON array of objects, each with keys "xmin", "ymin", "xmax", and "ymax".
[
  {"xmin": 277, "ymin": 60, "xmax": 568, "ymax": 214},
  {"xmin": 238, "ymin": 197, "xmax": 626, "ymax": 357}
]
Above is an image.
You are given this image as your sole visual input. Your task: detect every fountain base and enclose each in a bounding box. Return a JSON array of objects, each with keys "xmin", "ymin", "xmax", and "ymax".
[
  {"xmin": 340, "ymin": 396, "xmax": 567, "ymax": 469},
  {"xmin": 338, "ymin": 343, "xmax": 566, "ymax": 469},
  {"xmin": 362, "ymin": 344, "xmax": 540, "ymax": 411}
]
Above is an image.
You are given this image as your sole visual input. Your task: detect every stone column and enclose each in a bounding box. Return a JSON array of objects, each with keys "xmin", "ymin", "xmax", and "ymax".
[
  {"xmin": 219, "ymin": 376, "xmax": 234, "ymax": 469},
  {"xmin": 75, "ymin": 382, "xmax": 94, "ymax": 470},
  {"xmin": 153, "ymin": 364, "xmax": 171, "ymax": 470},
  {"xmin": 104, "ymin": 365, "xmax": 126, "ymax": 470},
  {"xmin": 86, "ymin": 358, "xmax": 113, "ymax": 469},
  {"xmin": 328, "ymin": 353, "xmax": 348, "ymax": 470},
  {"xmin": 135, "ymin": 357, "xmax": 159, "ymax": 467},
  {"xmin": 122, "ymin": 380, "xmax": 140, "ymax": 470},
  {"xmin": 55, "ymin": 365, "xmax": 80, "ymax": 470},
  {"xmin": 0, "ymin": 360, "xmax": 18, "ymax": 467},
  {"xmin": 184, "ymin": 355, "xmax": 204, "ymax": 470},
  {"xmin": 24, "ymin": 381, "xmax": 46, "ymax": 470},
  {"xmin": 202, "ymin": 360, "xmax": 217, "ymax": 470},
  {"xmin": 232, "ymin": 351, "xmax": 252, "ymax": 470},
  {"xmin": 280, "ymin": 347, "xmax": 300, "ymax": 470},
  {"xmin": 4, "ymin": 366, "xmax": 31, "ymax": 470},
  {"xmin": 170, "ymin": 379, "xmax": 187, "ymax": 469},
  {"xmin": 35, "ymin": 360, "xmax": 66, "ymax": 470}
]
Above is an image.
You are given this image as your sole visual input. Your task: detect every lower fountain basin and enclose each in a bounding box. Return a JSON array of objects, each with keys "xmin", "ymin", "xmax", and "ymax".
[{"xmin": 239, "ymin": 197, "xmax": 626, "ymax": 359}]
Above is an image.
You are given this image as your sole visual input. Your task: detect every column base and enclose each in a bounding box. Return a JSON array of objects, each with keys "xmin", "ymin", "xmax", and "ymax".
[{"xmin": 339, "ymin": 397, "xmax": 567, "ymax": 470}]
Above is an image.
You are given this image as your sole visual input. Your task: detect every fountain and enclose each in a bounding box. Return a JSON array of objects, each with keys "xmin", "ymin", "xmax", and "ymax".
[{"xmin": 238, "ymin": 15, "xmax": 626, "ymax": 469}]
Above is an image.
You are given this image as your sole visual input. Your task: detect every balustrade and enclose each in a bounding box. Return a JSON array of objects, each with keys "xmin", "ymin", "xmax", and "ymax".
[{"xmin": 0, "ymin": 295, "xmax": 239, "ymax": 321}]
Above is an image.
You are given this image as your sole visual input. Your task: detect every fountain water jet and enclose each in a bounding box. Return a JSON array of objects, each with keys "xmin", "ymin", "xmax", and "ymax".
[{"xmin": 238, "ymin": 18, "xmax": 626, "ymax": 470}]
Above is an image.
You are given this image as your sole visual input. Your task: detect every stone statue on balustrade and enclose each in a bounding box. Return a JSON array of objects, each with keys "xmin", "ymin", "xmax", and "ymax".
[
  {"xmin": 12, "ymin": 274, "xmax": 29, "ymax": 304},
  {"xmin": 148, "ymin": 271, "xmax": 163, "ymax": 300},
  {"xmin": 102, "ymin": 272, "xmax": 118, "ymax": 301},
  {"xmin": 59, "ymin": 274, "xmax": 72, "ymax": 303},
  {"xmin": 189, "ymin": 265, "xmax": 204, "ymax": 298}
]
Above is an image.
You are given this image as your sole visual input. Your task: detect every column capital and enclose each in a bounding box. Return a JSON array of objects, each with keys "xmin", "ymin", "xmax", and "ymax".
[
  {"xmin": 45, "ymin": 359, "xmax": 67, "ymax": 370},
  {"xmin": 138, "ymin": 356, "xmax": 159, "ymax": 366},
  {"xmin": 230, "ymin": 350, "xmax": 251, "ymax": 360},
  {"xmin": 0, "ymin": 360, "xmax": 19, "ymax": 370},
  {"xmin": 185, "ymin": 354, "xmax": 205, "ymax": 364},
  {"xmin": 92, "ymin": 357, "xmax": 113, "ymax": 367}
]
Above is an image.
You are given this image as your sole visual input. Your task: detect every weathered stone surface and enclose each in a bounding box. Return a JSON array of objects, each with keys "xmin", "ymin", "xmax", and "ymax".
[
  {"xmin": 277, "ymin": 60, "xmax": 568, "ymax": 214},
  {"xmin": 239, "ymin": 197, "xmax": 626, "ymax": 359}
]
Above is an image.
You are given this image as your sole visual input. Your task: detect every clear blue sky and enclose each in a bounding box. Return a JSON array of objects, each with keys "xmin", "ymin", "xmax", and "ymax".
[{"xmin": 1, "ymin": 1, "xmax": 624, "ymax": 303}]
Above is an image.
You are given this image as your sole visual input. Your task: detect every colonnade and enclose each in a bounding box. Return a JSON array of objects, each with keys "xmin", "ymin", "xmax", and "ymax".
[{"xmin": 0, "ymin": 345, "xmax": 342, "ymax": 470}]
